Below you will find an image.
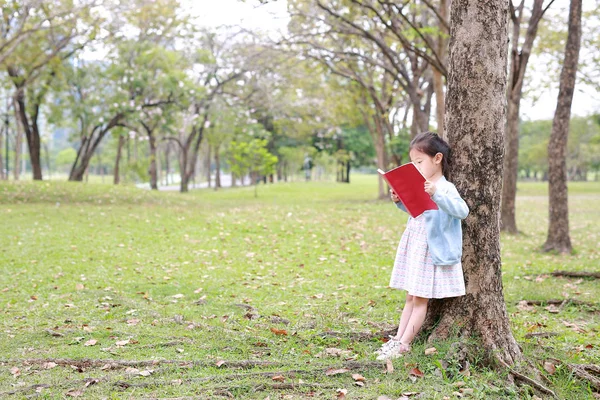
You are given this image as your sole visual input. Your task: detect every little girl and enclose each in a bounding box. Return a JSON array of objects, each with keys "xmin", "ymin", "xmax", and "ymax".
[{"xmin": 376, "ymin": 131, "xmax": 469, "ymax": 361}]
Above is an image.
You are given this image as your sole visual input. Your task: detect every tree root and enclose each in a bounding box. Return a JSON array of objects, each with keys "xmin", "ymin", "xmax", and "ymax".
[
  {"xmin": 519, "ymin": 299, "xmax": 599, "ymax": 312},
  {"xmin": 523, "ymin": 332, "xmax": 558, "ymax": 339},
  {"xmin": 495, "ymin": 358, "xmax": 559, "ymax": 399},
  {"xmin": 566, "ymin": 364, "xmax": 600, "ymax": 391},
  {"xmin": 551, "ymin": 270, "xmax": 600, "ymax": 279}
]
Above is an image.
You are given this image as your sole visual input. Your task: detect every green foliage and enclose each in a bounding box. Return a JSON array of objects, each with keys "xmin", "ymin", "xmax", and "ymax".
[
  {"xmin": 54, "ymin": 148, "xmax": 77, "ymax": 169},
  {"xmin": 519, "ymin": 116, "xmax": 600, "ymax": 180},
  {"xmin": 229, "ymin": 139, "xmax": 278, "ymax": 189}
]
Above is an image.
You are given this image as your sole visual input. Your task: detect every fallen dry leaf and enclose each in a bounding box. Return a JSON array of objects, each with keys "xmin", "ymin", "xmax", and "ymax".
[
  {"xmin": 42, "ymin": 362, "xmax": 58, "ymax": 369},
  {"xmin": 325, "ymin": 368, "xmax": 349, "ymax": 376},
  {"xmin": 517, "ymin": 300, "xmax": 535, "ymax": 312},
  {"xmin": 424, "ymin": 347, "xmax": 438, "ymax": 355},
  {"xmin": 351, "ymin": 373, "xmax": 365, "ymax": 382},
  {"xmin": 544, "ymin": 361, "xmax": 556, "ymax": 375},
  {"xmin": 10, "ymin": 366, "xmax": 20, "ymax": 377},
  {"xmin": 409, "ymin": 367, "xmax": 424, "ymax": 378},
  {"xmin": 125, "ymin": 367, "xmax": 140, "ymax": 374},
  {"xmin": 65, "ymin": 389, "xmax": 84, "ymax": 397},
  {"xmin": 126, "ymin": 319, "xmax": 140, "ymax": 326},
  {"xmin": 84, "ymin": 378, "xmax": 99, "ymax": 387},
  {"xmin": 115, "ymin": 340, "xmax": 129, "ymax": 346},
  {"xmin": 216, "ymin": 360, "xmax": 226, "ymax": 367},
  {"xmin": 270, "ymin": 327, "xmax": 288, "ymax": 336},
  {"xmin": 385, "ymin": 359, "xmax": 394, "ymax": 374},
  {"xmin": 139, "ymin": 369, "xmax": 153, "ymax": 377},
  {"xmin": 84, "ymin": 339, "xmax": 97, "ymax": 346},
  {"xmin": 336, "ymin": 388, "xmax": 348, "ymax": 399},
  {"xmin": 354, "ymin": 381, "xmax": 365, "ymax": 387},
  {"xmin": 272, "ymin": 375, "xmax": 285, "ymax": 382}
]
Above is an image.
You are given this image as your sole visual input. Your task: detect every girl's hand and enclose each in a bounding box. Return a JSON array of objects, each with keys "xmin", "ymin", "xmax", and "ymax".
[
  {"xmin": 424, "ymin": 181, "xmax": 437, "ymax": 196},
  {"xmin": 390, "ymin": 189, "xmax": 400, "ymax": 203}
]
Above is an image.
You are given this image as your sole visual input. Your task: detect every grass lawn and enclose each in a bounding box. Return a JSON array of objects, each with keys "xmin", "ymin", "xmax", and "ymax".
[{"xmin": 0, "ymin": 175, "xmax": 598, "ymax": 399}]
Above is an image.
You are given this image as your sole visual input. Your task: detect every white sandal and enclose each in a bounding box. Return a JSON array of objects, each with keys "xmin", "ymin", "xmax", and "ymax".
[
  {"xmin": 376, "ymin": 340, "xmax": 411, "ymax": 361},
  {"xmin": 374, "ymin": 336, "xmax": 397, "ymax": 355}
]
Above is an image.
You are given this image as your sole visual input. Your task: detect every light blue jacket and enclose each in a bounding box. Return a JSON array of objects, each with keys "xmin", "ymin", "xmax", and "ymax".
[{"xmin": 396, "ymin": 176, "xmax": 469, "ymax": 265}]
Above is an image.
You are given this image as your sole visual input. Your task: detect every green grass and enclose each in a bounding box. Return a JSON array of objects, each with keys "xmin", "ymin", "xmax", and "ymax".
[{"xmin": 0, "ymin": 176, "xmax": 598, "ymax": 399}]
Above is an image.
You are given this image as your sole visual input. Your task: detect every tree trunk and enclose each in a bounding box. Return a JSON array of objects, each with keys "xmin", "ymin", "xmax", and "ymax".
[
  {"xmin": 13, "ymin": 96, "xmax": 22, "ymax": 181},
  {"xmin": 69, "ymin": 115, "xmax": 122, "ymax": 182},
  {"xmin": 433, "ymin": 0, "xmax": 449, "ymax": 138},
  {"xmin": 422, "ymin": 0, "xmax": 521, "ymax": 366},
  {"xmin": 164, "ymin": 143, "xmax": 170, "ymax": 186},
  {"xmin": 501, "ymin": 95, "xmax": 520, "ymax": 233},
  {"xmin": 206, "ymin": 144, "xmax": 211, "ymax": 188},
  {"xmin": 114, "ymin": 134, "xmax": 125, "ymax": 185},
  {"xmin": 214, "ymin": 144, "xmax": 221, "ymax": 189},
  {"xmin": 0, "ymin": 123, "xmax": 4, "ymax": 180},
  {"xmin": 12, "ymin": 91, "xmax": 40, "ymax": 180},
  {"xmin": 501, "ymin": 0, "xmax": 547, "ymax": 234},
  {"xmin": 543, "ymin": 0, "xmax": 581, "ymax": 254},
  {"xmin": 148, "ymin": 134, "xmax": 158, "ymax": 190}
]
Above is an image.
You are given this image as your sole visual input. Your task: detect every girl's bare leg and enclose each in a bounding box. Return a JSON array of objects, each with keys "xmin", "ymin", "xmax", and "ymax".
[
  {"xmin": 398, "ymin": 296, "xmax": 428, "ymax": 346},
  {"xmin": 394, "ymin": 294, "xmax": 414, "ymax": 340}
]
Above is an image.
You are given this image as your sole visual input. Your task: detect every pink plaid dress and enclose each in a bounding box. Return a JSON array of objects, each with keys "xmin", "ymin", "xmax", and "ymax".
[{"xmin": 389, "ymin": 214, "xmax": 465, "ymax": 299}]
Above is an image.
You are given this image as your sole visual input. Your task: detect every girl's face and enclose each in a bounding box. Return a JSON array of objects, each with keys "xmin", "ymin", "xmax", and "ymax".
[{"xmin": 409, "ymin": 148, "xmax": 443, "ymax": 180}]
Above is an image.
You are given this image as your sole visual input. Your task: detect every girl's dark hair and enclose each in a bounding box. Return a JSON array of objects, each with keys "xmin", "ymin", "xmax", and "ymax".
[{"xmin": 409, "ymin": 131, "xmax": 452, "ymax": 177}]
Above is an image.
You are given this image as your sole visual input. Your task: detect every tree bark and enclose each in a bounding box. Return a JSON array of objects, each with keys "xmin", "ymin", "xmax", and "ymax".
[
  {"xmin": 13, "ymin": 89, "xmax": 42, "ymax": 180},
  {"xmin": 13, "ymin": 96, "xmax": 22, "ymax": 180},
  {"xmin": 433, "ymin": 0, "xmax": 449, "ymax": 137},
  {"xmin": 114, "ymin": 134, "xmax": 125, "ymax": 185},
  {"xmin": 214, "ymin": 143, "xmax": 221, "ymax": 189},
  {"xmin": 0, "ymin": 123, "xmax": 4, "ymax": 180},
  {"xmin": 543, "ymin": 0, "xmax": 581, "ymax": 254},
  {"xmin": 148, "ymin": 134, "xmax": 158, "ymax": 190},
  {"xmin": 69, "ymin": 115, "xmax": 123, "ymax": 181},
  {"xmin": 501, "ymin": 0, "xmax": 548, "ymax": 233},
  {"xmin": 422, "ymin": 0, "xmax": 521, "ymax": 366}
]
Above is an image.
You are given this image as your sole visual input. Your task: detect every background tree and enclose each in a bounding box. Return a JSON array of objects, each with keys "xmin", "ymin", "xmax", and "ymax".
[
  {"xmin": 501, "ymin": 0, "xmax": 555, "ymax": 233},
  {"xmin": 543, "ymin": 0, "xmax": 582, "ymax": 254},
  {"xmin": 3, "ymin": 0, "xmax": 98, "ymax": 180}
]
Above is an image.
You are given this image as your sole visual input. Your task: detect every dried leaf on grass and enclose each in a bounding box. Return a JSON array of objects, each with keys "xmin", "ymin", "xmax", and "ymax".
[
  {"xmin": 270, "ymin": 327, "xmax": 288, "ymax": 336},
  {"xmin": 424, "ymin": 347, "xmax": 437, "ymax": 355},
  {"xmin": 65, "ymin": 389, "xmax": 84, "ymax": 397},
  {"xmin": 351, "ymin": 373, "xmax": 365, "ymax": 382},
  {"xmin": 326, "ymin": 368, "xmax": 349, "ymax": 376},
  {"xmin": 544, "ymin": 361, "xmax": 557, "ymax": 375},
  {"xmin": 385, "ymin": 359, "xmax": 394, "ymax": 374}
]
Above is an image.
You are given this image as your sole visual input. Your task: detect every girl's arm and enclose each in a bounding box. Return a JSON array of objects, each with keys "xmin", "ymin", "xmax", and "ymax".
[
  {"xmin": 431, "ymin": 185, "xmax": 469, "ymax": 220},
  {"xmin": 395, "ymin": 200, "xmax": 408, "ymax": 213}
]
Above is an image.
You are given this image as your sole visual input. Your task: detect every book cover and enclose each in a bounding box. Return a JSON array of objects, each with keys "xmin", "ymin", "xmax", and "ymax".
[{"xmin": 378, "ymin": 163, "xmax": 438, "ymax": 218}]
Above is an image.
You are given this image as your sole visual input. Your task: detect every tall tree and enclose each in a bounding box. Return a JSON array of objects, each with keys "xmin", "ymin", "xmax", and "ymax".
[
  {"xmin": 543, "ymin": 0, "xmax": 582, "ymax": 253},
  {"xmin": 3, "ymin": 0, "xmax": 97, "ymax": 180},
  {"xmin": 501, "ymin": 0, "xmax": 554, "ymax": 233},
  {"xmin": 423, "ymin": 0, "xmax": 521, "ymax": 364}
]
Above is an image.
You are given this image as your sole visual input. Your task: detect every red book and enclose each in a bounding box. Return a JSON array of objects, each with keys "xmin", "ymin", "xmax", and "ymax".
[{"xmin": 378, "ymin": 163, "xmax": 438, "ymax": 218}]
